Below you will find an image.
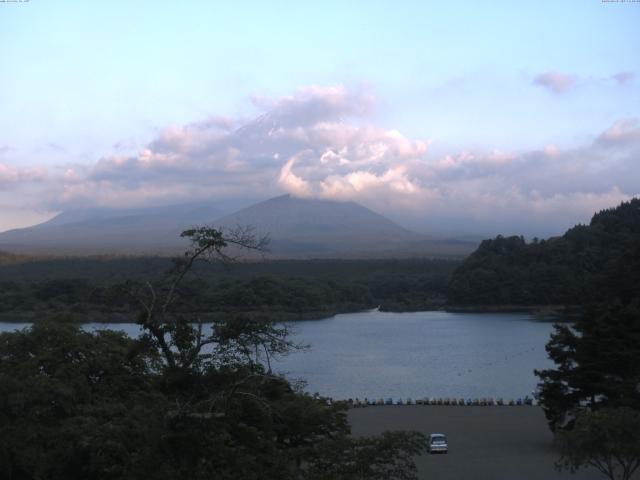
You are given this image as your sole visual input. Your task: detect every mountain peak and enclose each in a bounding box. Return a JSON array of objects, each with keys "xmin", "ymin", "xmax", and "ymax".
[{"xmin": 214, "ymin": 195, "xmax": 420, "ymax": 256}]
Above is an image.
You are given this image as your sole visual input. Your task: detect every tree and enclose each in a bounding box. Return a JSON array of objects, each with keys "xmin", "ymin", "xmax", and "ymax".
[
  {"xmin": 128, "ymin": 225, "xmax": 272, "ymax": 371},
  {"xmin": 555, "ymin": 408, "xmax": 640, "ymax": 480},
  {"xmin": 0, "ymin": 319, "xmax": 165, "ymax": 480},
  {"xmin": 305, "ymin": 431, "xmax": 427, "ymax": 480},
  {"xmin": 535, "ymin": 304, "xmax": 640, "ymax": 431}
]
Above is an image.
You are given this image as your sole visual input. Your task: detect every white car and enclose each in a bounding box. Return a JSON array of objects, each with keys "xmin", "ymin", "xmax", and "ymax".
[{"xmin": 427, "ymin": 433, "xmax": 448, "ymax": 454}]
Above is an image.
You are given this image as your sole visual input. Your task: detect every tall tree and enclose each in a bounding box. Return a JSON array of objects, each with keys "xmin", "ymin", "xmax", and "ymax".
[{"xmin": 535, "ymin": 304, "xmax": 640, "ymax": 431}]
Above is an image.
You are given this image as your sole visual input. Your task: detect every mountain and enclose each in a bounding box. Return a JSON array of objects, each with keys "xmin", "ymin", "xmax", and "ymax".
[
  {"xmin": 0, "ymin": 195, "xmax": 477, "ymax": 257},
  {"xmin": 213, "ymin": 195, "xmax": 415, "ymax": 256},
  {"xmin": 448, "ymin": 198, "xmax": 640, "ymax": 306},
  {"xmin": 213, "ymin": 195, "xmax": 474, "ymax": 258},
  {"xmin": 0, "ymin": 203, "xmax": 228, "ymax": 255}
]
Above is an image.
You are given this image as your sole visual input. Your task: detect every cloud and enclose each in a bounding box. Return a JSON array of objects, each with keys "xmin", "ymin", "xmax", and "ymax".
[
  {"xmin": 0, "ymin": 145, "xmax": 13, "ymax": 155},
  {"xmin": 61, "ymin": 84, "xmax": 417, "ymax": 209},
  {"xmin": 3, "ymin": 85, "xmax": 639, "ymax": 236},
  {"xmin": 612, "ymin": 71, "xmax": 634, "ymax": 85},
  {"xmin": 0, "ymin": 163, "xmax": 18, "ymax": 184},
  {"xmin": 278, "ymin": 155, "xmax": 312, "ymax": 198},
  {"xmin": 534, "ymin": 71, "xmax": 577, "ymax": 93},
  {"xmin": 597, "ymin": 118, "xmax": 640, "ymax": 145},
  {"xmin": 250, "ymin": 85, "xmax": 374, "ymax": 127},
  {"xmin": 0, "ymin": 162, "xmax": 46, "ymax": 186},
  {"xmin": 46, "ymin": 143, "xmax": 66, "ymax": 153}
]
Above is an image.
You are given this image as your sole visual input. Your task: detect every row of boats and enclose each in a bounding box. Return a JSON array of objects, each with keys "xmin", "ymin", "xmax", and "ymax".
[{"xmin": 345, "ymin": 396, "xmax": 536, "ymax": 407}]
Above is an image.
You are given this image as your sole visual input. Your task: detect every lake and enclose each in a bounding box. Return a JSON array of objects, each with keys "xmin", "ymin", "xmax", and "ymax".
[{"xmin": 0, "ymin": 310, "xmax": 556, "ymax": 400}]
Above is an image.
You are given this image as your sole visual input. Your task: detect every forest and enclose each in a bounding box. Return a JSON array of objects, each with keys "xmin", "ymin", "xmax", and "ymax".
[
  {"xmin": 448, "ymin": 199, "xmax": 640, "ymax": 306},
  {"xmin": 0, "ymin": 257, "xmax": 458, "ymax": 323}
]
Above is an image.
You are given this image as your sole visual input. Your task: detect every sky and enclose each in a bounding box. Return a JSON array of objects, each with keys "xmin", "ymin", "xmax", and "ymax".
[{"xmin": 1, "ymin": 0, "xmax": 639, "ymax": 236}]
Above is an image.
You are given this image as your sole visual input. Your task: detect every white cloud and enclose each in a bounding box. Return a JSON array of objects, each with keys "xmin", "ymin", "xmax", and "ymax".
[{"xmin": 278, "ymin": 155, "xmax": 312, "ymax": 198}]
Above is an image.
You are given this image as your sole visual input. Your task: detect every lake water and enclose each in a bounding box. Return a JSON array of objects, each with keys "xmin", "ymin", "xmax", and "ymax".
[{"xmin": 0, "ymin": 310, "xmax": 556, "ymax": 400}]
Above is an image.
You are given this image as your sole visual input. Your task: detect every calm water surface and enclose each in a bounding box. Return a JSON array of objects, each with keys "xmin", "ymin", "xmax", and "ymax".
[{"xmin": 0, "ymin": 310, "xmax": 555, "ymax": 400}]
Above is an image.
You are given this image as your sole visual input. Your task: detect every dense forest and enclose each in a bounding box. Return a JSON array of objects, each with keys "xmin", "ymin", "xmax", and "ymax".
[
  {"xmin": 0, "ymin": 257, "xmax": 458, "ymax": 322},
  {"xmin": 448, "ymin": 199, "xmax": 640, "ymax": 306}
]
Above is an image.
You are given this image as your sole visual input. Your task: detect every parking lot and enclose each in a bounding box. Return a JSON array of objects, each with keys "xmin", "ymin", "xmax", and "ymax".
[{"xmin": 349, "ymin": 405, "xmax": 606, "ymax": 480}]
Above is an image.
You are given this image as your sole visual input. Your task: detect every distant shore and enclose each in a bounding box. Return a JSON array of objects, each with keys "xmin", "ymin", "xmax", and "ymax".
[
  {"xmin": 376, "ymin": 303, "xmax": 580, "ymax": 323},
  {"xmin": 0, "ymin": 304, "xmax": 580, "ymax": 324}
]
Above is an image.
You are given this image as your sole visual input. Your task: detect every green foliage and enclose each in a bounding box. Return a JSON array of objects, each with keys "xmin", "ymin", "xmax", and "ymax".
[
  {"xmin": 555, "ymin": 408, "xmax": 640, "ymax": 480},
  {"xmin": 305, "ymin": 431, "xmax": 427, "ymax": 480},
  {"xmin": 448, "ymin": 198, "xmax": 640, "ymax": 305},
  {"xmin": 0, "ymin": 321, "xmax": 164, "ymax": 480}
]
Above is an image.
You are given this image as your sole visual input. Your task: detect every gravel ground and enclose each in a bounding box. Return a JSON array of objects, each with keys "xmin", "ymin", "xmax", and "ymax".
[{"xmin": 349, "ymin": 405, "xmax": 608, "ymax": 480}]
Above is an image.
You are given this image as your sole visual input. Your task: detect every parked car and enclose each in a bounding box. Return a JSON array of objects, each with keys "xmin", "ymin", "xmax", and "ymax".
[{"xmin": 427, "ymin": 433, "xmax": 448, "ymax": 454}]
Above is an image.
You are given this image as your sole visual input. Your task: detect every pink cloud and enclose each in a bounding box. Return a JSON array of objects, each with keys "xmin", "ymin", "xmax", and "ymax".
[
  {"xmin": 0, "ymin": 163, "xmax": 18, "ymax": 184},
  {"xmin": 0, "ymin": 162, "xmax": 47, "ymax": 185},
  {"xmin": 534, "ymin": 71, "xmax": 577, "ymax": 94},
  {"xmin": 597, "ymin": 118, "xmax": 640, "ymax": 145}
]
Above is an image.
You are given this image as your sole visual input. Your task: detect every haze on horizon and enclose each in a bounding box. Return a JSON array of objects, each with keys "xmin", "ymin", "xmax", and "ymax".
[{"xmin": 1, "ymin": 1, "xmax": 639, "ymax": 238}]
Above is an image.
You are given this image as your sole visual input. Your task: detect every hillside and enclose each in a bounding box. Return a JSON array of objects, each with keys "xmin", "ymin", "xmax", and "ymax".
[{"xmin": 448, "ymin": 198, "xmax": 640, "ymax": 306}]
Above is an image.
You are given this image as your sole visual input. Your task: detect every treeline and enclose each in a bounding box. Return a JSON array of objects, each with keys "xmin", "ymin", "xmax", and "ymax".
[
  {"xmin": 0, "ymin": 250, "xmax": 31, "ymax": 265},
  {"xmin": 448, "ymin": 198, "xmax": 640, "ymax": 306},
  {"xmin": 0, "ymin": 258, "xmax": 459, "ymax": 322}
]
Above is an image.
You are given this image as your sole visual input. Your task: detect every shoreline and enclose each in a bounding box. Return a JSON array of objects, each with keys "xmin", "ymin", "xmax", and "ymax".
[{"xmin": 0, "ymin": 304, "xmax": 579, "ymax": 324}]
